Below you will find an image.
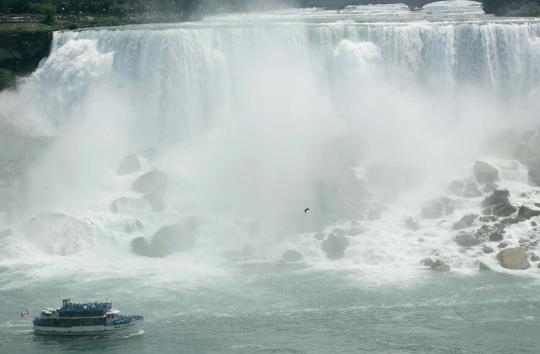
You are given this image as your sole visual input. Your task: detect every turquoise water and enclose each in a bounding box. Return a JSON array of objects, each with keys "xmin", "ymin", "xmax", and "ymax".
[{"xmin": 2, "ymin": 265, "xmax": 540, "ymax": 353}]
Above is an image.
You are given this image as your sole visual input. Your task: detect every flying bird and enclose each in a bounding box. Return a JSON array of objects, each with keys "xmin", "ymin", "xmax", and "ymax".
[{"xmin": 304, "ymin": 208, "xmax": 310, "ymax": 213}]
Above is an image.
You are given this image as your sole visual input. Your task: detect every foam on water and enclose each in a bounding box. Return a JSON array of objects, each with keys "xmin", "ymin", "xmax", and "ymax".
[{"xmin": 1, "ymin": 2, "xmax": 540, "ymax": 286}]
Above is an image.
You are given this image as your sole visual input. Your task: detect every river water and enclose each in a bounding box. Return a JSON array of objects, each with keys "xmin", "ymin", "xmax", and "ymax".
[{"xmin": 1, "ymin": 1, "xmax": 540, "ymax": 353}]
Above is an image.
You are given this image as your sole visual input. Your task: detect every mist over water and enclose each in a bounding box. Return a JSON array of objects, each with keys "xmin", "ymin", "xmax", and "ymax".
[{"xmin": 2, "ymin": 2, "xmax": 540, "ymax": 352}]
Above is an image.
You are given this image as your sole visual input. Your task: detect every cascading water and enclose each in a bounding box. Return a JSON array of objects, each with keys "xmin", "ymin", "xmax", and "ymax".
[{"xmin": 2, "ymin": 2, "xmax": 540, "ymax": 352}]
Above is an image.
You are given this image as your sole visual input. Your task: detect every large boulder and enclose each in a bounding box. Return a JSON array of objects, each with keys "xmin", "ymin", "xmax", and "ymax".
[
  {"xmin": 455, "ymin": 232, "xmax": 482, "ymax": 247},
  {"xmin": 431, "ymin": 260, "xmax": 450, "ymax": 272},
  {"xmin": 321, "ymin": 234, "xmax": 349, "ymax": 260},
  {"xmin": 131, "ymin": 219, "xmax": 198, "ymax": 257},
  {"xmin": 475, "ymin": 224, "xmax": 505, "ymax": 242},
  {"xmin": 144, "ymin": 192, "xmax": 165, "ymax": 213},
  {"xmin": 281, "ymin": 250, "xmax": 303, "ymax": 263},
  {"xmin": 463, "ymin": 181, "xmax": 482, "ymax": 198},
  {"xmin": 517, "ymin": 206, "xmax": 540, "ymax": 220},
  {"xmin": 132, "ymin": 169, "xmax": 167, "ymax": 195},
  {"xmin": 473, "ymin": 161, "xmax": 499, "ymax": 184},
  {"xmin": 117, "ymin": 154, "xmax": 141, "ymax": 175},
  {"xmin": 481, "ymin": 190, "xmax": 516, "ymax": 217},
  {"xmin": 496, "ymin": 247, "xmax": 530, "ymax": 270},
  {"xmin": 452, "ymin": 214, "xmax": 477, "ymax": 230},
  {"xmin": 421, "ymin": 197, "xmax": 455, "ymax": 219}
]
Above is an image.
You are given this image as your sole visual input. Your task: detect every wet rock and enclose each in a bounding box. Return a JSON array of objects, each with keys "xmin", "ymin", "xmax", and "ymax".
[
  {"xmin": 530, "ymin": 253, "xmax": 540, "ymax": 262},
  {"xmin": 448, "ymin": 180, "xmax": 465, "ymax": 196},
  {"xmin": 144, "ymin": 192, "xmax": 165, "ymax": 212},
  {"xmin": 488, "ymin": 232, "xmax": 503, "ymax": 242},
  {"xmin": 496, "ymin": 247, "xmax": 530, "ymax": 270},
  {"xmin": 532, "ymin": 221, "xmax": 538, "ymax": 227},
  {"xmin": 321, "ymin": 234, "xmax": 349, "ymax": 260},
  {"xmin": 474, "ymin": 161, "xmax": 499, "ymax": 184},
  {"xmin": 498, "ymin": 217, "xmax": 520, "ymax": 226},
  {"xmin": 463, "ymin": 181, "xmax": 482, "ymax": 198},
  {"xmin": 452, "ymin": 214, "xmax": 477, "ymax": 230},
  {"xmin": 479, "ymin": 216, "xmax": 498, "ymax": 223},
  {"xmin": 483, "ymin": 245, "xmax": 494, "ymax": 254},
  {"xmin": 281, "ymin": 250, "xmax": 303, "ymax": 263},
  {"xmin": 479, "ymin": 262, "xmax": 491, "ymax": 271},
  {"xmin": 421, "ymin": 197, "xmax": 455, "ymax": 219},
  {"xmin": 345, "ymin": 227, "xmax": 363, "ymax": 236},
  {"xmin": 124, "ymin": 219, "xmax": 143, "ymax": 233},
  {"xmin": 405, "ymin": 217, "xmax": 420, "ymax": 231},
  {"xmin": 481, "ymin": 190, "xmax": 516, "ymax": 217},
  {"xmin": 132, "ymin": 169, "xmax": 167, "ymax": 195},
  {"xmin": 455, "ymin": 232, "xmax": 482, "ymax": 247},
  {"xmin": 313, "ymin": 232, "xmax": 325, "ymax": 241},
  {"xmin": 117, "ymin": 154, "xmax": 141, "ymax": 175},
  {"xmin": 131, "ymin": 219, "xmax": 198, "ymax": 257},
  {"xmin": 482, "ymin": 182, "xmax": 498, "ymax": 193},
  {"xmin": 421, "ymin": 258, "xmax": 435, "ymax": 267},
  {"xmin": 475, "ymin": 224, "xmax": 505, "ymax": 242},
  {"xmin": 497, "ymin": 242, "xmax": 508, "ymax": 249},
  {"xmin": 517, "ymin": 206, "xmax": 540, "ymax": 220},
  {"xmin": 110, "ymin": 197, "xmax": 149, "ymax": 214},
  {"xmin": 431, "ymin": 260, "xmax": 450, "ymax": 272}
]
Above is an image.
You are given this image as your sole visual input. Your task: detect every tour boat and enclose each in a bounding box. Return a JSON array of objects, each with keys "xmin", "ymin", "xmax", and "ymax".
[{"xmin": 33, "ymin": 299, "xmax": 143, "ymax": 336}]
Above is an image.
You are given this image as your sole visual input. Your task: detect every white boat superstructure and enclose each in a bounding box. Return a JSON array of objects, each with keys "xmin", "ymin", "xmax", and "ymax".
[{"xmin": 33, "ymin": 299, "xmax": 143, "ymax": 336}]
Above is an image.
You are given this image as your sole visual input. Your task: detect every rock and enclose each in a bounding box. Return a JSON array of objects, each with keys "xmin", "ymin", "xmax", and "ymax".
[
  {"xmin": 345, "ymin": 227, "xmax": 363, "ymax": 236},
  {"xmin": 431, "ymin": 260, "xmax": 450, "ymax": 272},
  {"xmin": 455, "ymin": 232, "xmax": 482, "ymax": 247},
  {"xmin": 483, "ymin": 245, "xmax": 494, "ymax": 254},
  {"xmin": 475, "ymin": 224, "xmax": 505, "ymax": 242},
  {"xmin": 463, "ymin": 181, "xmax": 482, "ymax": 198},
  {"xmin": 452, "ymin": 214, "xmax": 477, "ymax": 230},
  {"xmin": 281, "ymin": 250, "xmax": 303, "ymax": 263},
  {"xmin": 131, "ymin": 237, "xmax": 153, "ymax": 256},
  {"xmin": 321, "ymin": 234, "xmax": 349, "ymax": 260},
  {"xmin": 479, "ymin": 216, "xmax": 498, "ymax": 223},
  {"xmin": 482, "ymin": 182, "xmax": 498, "ymax": 193},
  {"xmin": 421, "ymin": 197, "xmax": 455, "ymax": 219},
  {"xmin": 144, "ymin": 192, "xmax": 165, "ymax": 212},
  {"xmin": 497, "ymin": 242, "xmax": 508, "ymax": 249},
  {"xmin": 529, "ymin": 168, "xmax": 540, "ymax": 186},
  {"xmin": 131, "ymin": 219, "xmax": 198, "ymax": 257},
  {"xmin": 530, "ymin": 253, "xmax": 540, "ymax": 262},
  {"xmin": 117, "ymin": 154, "xmax": 141, "ymax": 175},
  {"xmin": 132, "ymin": 169, "xmax": 167, "ymax": 195},
  {"xmin": 124, "ymin": 219, "xmax": 143, "ymax": 233},
  {"xmin": 481, "ymin": 190, "xmax": 516, "ymax": 217},
  {"xmin": 110, "ymin": 197, "xmax": 149, "ymax": 214},
  {"xmin": 479, "ymin": 262, "xmax": 491, "ymax": 271},
  {"xmin": 405, "ymin": 217, "xmax": 420, "ymax": 231},
  {"xmin": 448, "ymin": 180, "xmax": 465, "ymax": 196},
  {"xmin": 498, "ymin": 217, "xmax": 520, "ymax": 226},
  {"xmin": 496, "ymin": 247, "xmax": 530, "ymax": 270},
  {"xmin": 474, "ymin": 161, "xmax": 499, "ymax": 184},
  {"xmin": 517, "ymin": 206, "xmax": 540, "ymax": 220},
  {"xmin": 313, "ymin": 232, "xmax": 325, "ymax": 241},
  {"xmin": 532, "ymin": 221, "xmax": 538, "ymax": 226},
  {"xmin": 330, "ymin": 228, "xmax": 346, "ymax": 237},
  {"xmin": 421, "ymin": 258, "xmax": 435, "ymax": 267}
]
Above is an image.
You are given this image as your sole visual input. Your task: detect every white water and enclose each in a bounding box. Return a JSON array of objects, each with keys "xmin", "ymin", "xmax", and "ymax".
[{"xmin": 1, "ymin": 1, "xmax": 540, "ymax": 286}]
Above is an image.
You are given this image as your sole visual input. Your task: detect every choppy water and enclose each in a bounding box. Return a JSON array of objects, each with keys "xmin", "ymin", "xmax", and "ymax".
[{"xmin": 2, "ymin": 1, "xmax": 540, "ymax": 353}]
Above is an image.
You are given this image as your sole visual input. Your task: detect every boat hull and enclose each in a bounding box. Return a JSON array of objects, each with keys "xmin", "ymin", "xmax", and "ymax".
[{"xmin": 33, "ymin": 319, "xmax": 143, "ymax": 336}]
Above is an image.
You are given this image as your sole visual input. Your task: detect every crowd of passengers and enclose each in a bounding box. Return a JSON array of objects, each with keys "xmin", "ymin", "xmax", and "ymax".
[{"xmin": 59, "ymin": 302, "xmax": 112, "ymax": 317}]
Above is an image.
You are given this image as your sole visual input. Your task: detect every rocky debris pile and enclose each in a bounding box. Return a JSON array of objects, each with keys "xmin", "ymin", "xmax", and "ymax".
[
  {"xmin": 131, "ymin": 220, "xmax": 197, "ymax": 257},
  {"xmin": 421, "ymin": 197, "xmax": 455, "ymax": 219},
  {"xmin": 481, "ymin": 189, "xmax": 516, "ymax": 217}
]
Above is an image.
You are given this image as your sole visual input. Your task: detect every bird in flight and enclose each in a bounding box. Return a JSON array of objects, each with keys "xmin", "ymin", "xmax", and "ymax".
[{"xmin": 304, "ymin": 208, "xmax": 310, "ymax": 213}]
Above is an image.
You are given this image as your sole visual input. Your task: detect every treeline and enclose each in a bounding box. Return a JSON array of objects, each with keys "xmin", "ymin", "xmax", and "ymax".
[
  {"xmin": 0, "ymin": 0, "xmax": 199, "ymax": 18},
  {"xmin": 482, "ymin": 0, "xmax": 540, "ymax": 16}
]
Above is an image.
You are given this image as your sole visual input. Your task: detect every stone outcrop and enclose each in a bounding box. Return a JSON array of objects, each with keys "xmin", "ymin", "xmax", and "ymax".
[
  {"xmin": 481, "ymin": 190, "xmax": 516, "ymax": 217},
  {"xmin": 452, "ymin": 214, "xmax": 477, "ymax": 230},
  {"xmin": 496, "ymin": 247, "xmax": 530, "ymax": 270},
  {"xmin": 117, "ymin": 154, "xmax": 141, "ymax": 175},
  {"xmin": 321, "ymin": 234, "xmax": 349, "ymax": 260},
  {"xmin": 473, "ymin": 161, "xmax": 499, "ymax": 184},
  {"xmin": 517, "ymin": 206, "xmax": 540, "ymax": 220},
  {"xmin": 455, "ymin": 232, "xmax": 482, "ymax": 247}
]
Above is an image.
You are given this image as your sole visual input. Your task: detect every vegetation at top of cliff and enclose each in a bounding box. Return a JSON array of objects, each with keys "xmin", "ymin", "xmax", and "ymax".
[
  {"xmin": 482, "ymin": 0, "xmax": 540, "ymax": 16},
  {"xmin": 0, "ymin": 0, "xmax": 199, "ymax": 18}
]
